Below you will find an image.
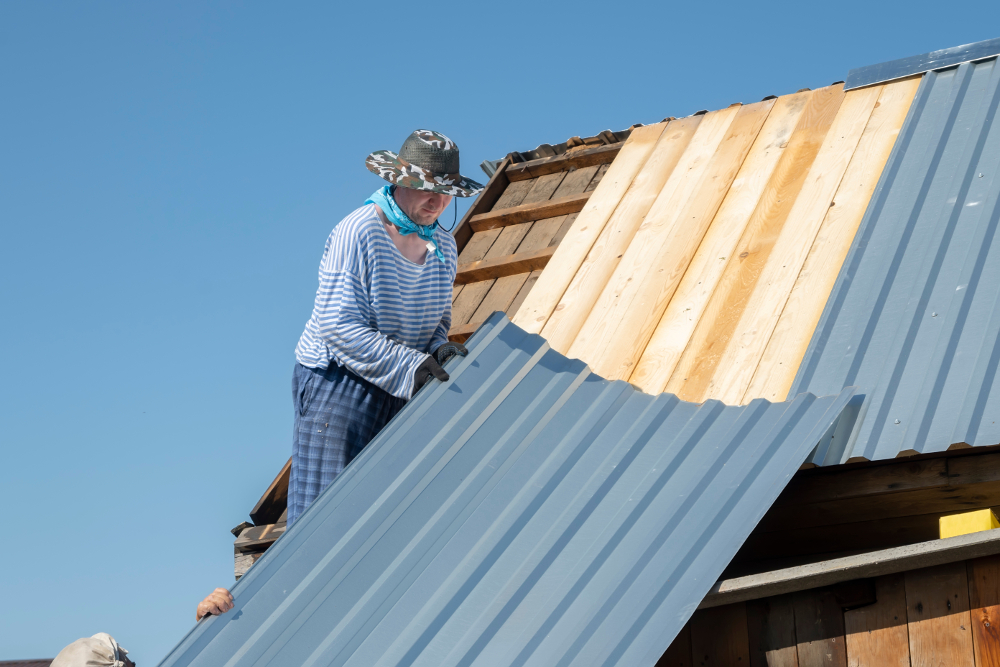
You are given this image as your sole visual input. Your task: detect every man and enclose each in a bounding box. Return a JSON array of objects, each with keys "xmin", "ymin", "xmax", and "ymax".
[{"xmin": 288, "ymin": 130, "xmax": 484, "ymax": 525}]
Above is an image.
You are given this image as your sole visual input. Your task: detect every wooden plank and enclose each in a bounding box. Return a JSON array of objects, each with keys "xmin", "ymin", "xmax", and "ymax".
[
  {"xmin": 967, "ymin": 554, "xmax": 1000, "ymax": 666},
  {"xmin": 757, "ymin": 452, "xmax": 1000, "ymax": 533},
  {"xmin": 249, "ymin": 457, "xmax": 291, "ymax": 526},
  {"xmin": 746, "ymin": 594, "xmax": 799, "ymax": 667},
  {"xmin": 628, "ymin": 89, "xmax": 814, "ymax": 393},
  {"xmin": 759, "ymin": 482, "xmax": 1000, "ymax": 534},
  {"xmin": 470, "ymin": 166, "xmax": 600, "ymax": 324},
  {"xmin": 506, "ymin": 142, "xmax": 622, "ymax": 181},
  {"xmin": 234, "ymin": 522, "xmax": 286, "ymax": 551},
  {"xmin": 905, "ymin": 562, "xmax": 976, "ymax": 667},
  {"xmin": 514, "ymin": 166, "xmax": 602, "ymax": 252},
  {"xmin": 571, "ymin": 100, "xmax": 775, "ymax": 381},
  {"xmin": 507, "ymin": 269, "xmax": 542, "ymax": 318},
  {"xmin": 585, "ymin": 162, "xmax": 612, "ymax": 192},
  {"xmin": 735, "ymin": 512, "xmax": 942, "ymax": 564},
  {"xmin": 690, "ymin": 602, "xmax": 751, "ymax": 666},
  {"xmin": 511, "ymin": 122, "xmax": 669, "ymax": 339},
  {"xmin": 453, "ymin": 155, "xmax": 512, "ymax": 253},
  {"xmin": 457, "ymin": 179, "xmax": 536, "ymax": 264},
  {"xmin": 745, "ymin": 76, "xmax": 923, "ymax": 402},
  {"xmin": 659, "ymin": 85, "xmax": 846, "ymax": 400},
  {"xmin": 703, "ymin": 531, "xmax": 1000, "ymax": 609},
  {"xmin": 655, "ymin": 623, "xmax": 693, "ymax": 667},
  {"xmin": 792, "ymin": 587, "xmax": 848, "ymax": 666},
  {"xmin": 843, "ymin": 574, "xmax": 911, "ymax": 667},
  {"xmin": 468, "ymin": 191, "xmax": 591, "ymax": 232},
  {"xmin": 453, "ymin": 177, "xmax": 535, "ymax": 309},
  {"xmin": 454, "ymin": 246, "xmax": 555, "ymax": 284},
  {"xmin": 447, "ymin": 320, "xmax": 479, "ymax": 342},
  {"xmin": 522, "ymin": 118, "xmax": 700, "ymax": 352},
  {"xmin": 777, "ymin": 457, "xmax": 949, "ymax": 507},
  {"xmin": 452, "ymin": 173, "xmax": 565, "ymax": 325},
  {"xmin": 699, "ymin": 84, "xmax": 884, "ymax": 404}
]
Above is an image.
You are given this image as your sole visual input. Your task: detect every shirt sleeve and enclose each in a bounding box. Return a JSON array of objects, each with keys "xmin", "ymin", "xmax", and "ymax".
[{"xmin": 310, "ymin": 227, "xmax": 428, "ymax": 399}]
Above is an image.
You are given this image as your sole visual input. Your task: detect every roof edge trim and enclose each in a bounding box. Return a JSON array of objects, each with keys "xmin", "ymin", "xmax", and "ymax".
[{"xmin": 845, "ymin": 36, "xmax": 1000, "ymax": 90}]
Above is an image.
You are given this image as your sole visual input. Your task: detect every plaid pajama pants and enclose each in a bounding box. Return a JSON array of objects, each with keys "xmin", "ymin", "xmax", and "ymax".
[{"xmin": 288, "ymin": 362, "xmax": 407, "ymax": 525}]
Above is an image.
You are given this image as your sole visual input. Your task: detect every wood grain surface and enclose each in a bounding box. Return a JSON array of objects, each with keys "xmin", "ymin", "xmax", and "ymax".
[
  {"xmin": 905, "ymin": 562, "xmax": 975, "ymax": 667},
  {"xmin": 628, "ymin": 90, "xmax": 813, "ymax": 393},
  {"xmin": 744, "ymin": 75, "xmax": 922, "ymax": 402},
  {"xmin": 747, "ymin": 594, "xmax": 800, "ymax": 667},
  {"xmin": 968, "ymin": 555, "xmax": 1000, "ymax": 667},
  {"xmin": 701, "ymin": 84, "xmax": 884, "ymax": 404},
  {"xmin": 526, "ymin": 117, "xmax": 701, "ymax": 352},
  {"xmin": 844, "ymin": 574, "xmax": 911, "ymax": 667},
  {"xmin": 512, "ymin": 122, "xmax": 668, "ymax": 337},
  {"xmin": 690, "ymin": 602, "xmax": 751, "ymax": 667},
  {"xmin": 574, "ymin": 100, "xmax": 775, "ymax": 381}
]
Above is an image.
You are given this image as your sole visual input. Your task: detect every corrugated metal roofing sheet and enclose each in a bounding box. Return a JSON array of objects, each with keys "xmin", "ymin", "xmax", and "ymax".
[
  {"xmin": 792, "ymin": 57, "xmax": 1000, "ymax": 466},
  {"xmin": 163, "ymin": 313, "xmax": 852, "ymax": 667}
]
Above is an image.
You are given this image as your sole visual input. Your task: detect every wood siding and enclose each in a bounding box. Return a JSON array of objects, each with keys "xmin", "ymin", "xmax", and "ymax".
[{"xmin": 659, "ymin": 555, "xmax": 1000, "ymax": 667}]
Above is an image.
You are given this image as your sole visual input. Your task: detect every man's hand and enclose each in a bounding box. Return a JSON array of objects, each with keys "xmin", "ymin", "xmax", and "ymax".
[
  {"xmin": 413, "ymin": 355, "xmax": 449, "ymax": 396},
  {"xmin": 434, "ymin": 342, "xmax": 468, "ymax": 366},
  {"xmin": 196, "ymin": 588, "xmax": 234, "ymax": 621}
]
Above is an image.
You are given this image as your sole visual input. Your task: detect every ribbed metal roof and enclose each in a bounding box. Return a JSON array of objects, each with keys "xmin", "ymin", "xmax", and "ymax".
[
  {"xmin": 161, "ymin": 314, "xmax": 851, "ymax": 667},
  {"xmin": 793, "ymin": 57, "xmax": 1000, "ymax": 466}
]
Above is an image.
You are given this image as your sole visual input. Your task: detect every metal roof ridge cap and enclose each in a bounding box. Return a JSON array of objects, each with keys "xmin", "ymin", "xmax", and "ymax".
[{"xmin": 845, "ymin": 36, "xmax": 1000, "ymax": 91}]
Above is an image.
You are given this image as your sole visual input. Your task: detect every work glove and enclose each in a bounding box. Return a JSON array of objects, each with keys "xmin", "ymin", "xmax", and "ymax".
[
  {"xmin": 434, "ymin": 341, "xmax": 468, "ymax": 366},
  {"xmin": 413, "ymin": 355, "xmax": 449, "ymax": 396}
]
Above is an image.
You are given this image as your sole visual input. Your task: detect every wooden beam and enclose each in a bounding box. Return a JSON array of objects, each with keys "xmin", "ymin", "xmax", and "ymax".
[
  {"xmin": 455, "ymin": 246, "xmax": 555, "ymax": 286},
  {"xmin": 506, "ymin": 143, "xmax": 622, "ymax": 182},
  {"xmin": 468, "ymin": 192, "xmax": 591, "ymax": 232},
  {"xmin": 757, "ymin": 450, "xmax": 1000, "ymax": 534},
  {"xmin": 451, "ymin": 155, "xmax": 512, "ymax": 254},
  {"xmin": 249, "ymin": 457, "xmax": 291, "ymax": 526},
  {"xmin": 234, "ymin": 522, "xmax": 286, "ymax": 552},
  {"xmin": 447, "ymin": 321, "xmax": 480, "ymax": 343},
  {"xmin": 700, "ymin": 530, "xmax": 1000, "ymax": 609}
]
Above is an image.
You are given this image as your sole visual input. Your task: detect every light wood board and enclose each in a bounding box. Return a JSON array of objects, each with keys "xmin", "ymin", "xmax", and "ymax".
[
  {"xmin": 744, "ymin": 75, "xmax": 922, "ymax": 402},
  {"xmin": 572, "ymin": 100, "xmax": 775, "ymax": 381},
  {"xmin": 698, "ymin": 84, "xmax": 884, "ymax": 404},
  {"xmin": 528, "ymin": 116, "xmax": 703, "ymax": 353},
  {"xmin": 628, "ymin": 90, "xmax": 813, "ymax": 393},
  {"xmin": 663, "ymin": 84, "xmax": 847, "ymax": 401},
  {"xmin": 512, "ymin": 122, "xmax": 667, "ymax": 337}
]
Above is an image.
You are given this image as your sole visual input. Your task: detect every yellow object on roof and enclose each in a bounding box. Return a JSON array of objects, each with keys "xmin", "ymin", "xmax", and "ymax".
[{"xmin": 939, "ymin": 509, "xmax": 1000, "ymax": 539}]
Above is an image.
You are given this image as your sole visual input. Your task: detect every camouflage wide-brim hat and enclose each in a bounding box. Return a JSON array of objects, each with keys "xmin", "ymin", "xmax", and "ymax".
[{"xmin": 366, "ymin": 129, "xmax": 485, "ymax": 198}]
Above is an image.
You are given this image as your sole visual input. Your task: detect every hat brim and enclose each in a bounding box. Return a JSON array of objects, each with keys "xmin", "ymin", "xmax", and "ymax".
[{"xmin": 366, "ymin": 150, "xmax": 484, "ymax": 197}]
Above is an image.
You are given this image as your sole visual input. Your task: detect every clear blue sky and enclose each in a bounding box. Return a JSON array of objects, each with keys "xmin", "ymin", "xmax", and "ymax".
[{"xmin": 1, "ymin": 1, "xmax": 997, "ymax": 662}]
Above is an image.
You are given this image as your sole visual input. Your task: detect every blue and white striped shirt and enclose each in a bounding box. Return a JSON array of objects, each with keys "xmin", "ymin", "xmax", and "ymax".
[{"xmin": 295, "ymin": 203, "xmax": 456, "ymax": 399}]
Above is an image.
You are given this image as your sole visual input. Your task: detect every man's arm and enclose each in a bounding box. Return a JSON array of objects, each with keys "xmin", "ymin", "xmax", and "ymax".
[{"xmin": 313, "ymin": 267, "xmax": 429, "ymax": 398}]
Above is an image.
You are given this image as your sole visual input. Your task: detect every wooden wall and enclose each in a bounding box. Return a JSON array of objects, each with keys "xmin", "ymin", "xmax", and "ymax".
[
  {"xmin": 508, "ymin": 77, "xmax": 921, "ymax": 404},
  {"xmin": 658, "ymin": 555, "xmax": 1000, "ymax": 667}
]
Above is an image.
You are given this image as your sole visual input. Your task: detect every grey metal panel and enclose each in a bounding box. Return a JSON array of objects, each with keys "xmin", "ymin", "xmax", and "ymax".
[
  {"xmin": 845, "ymin": 36, "xmax": 1000, "ymax": 91},
  {"xmin": 158, "ymin": 313, "xmax": 852, "ymax": 667},
  {"xmin": 793, "ymin": 58, "xmax": 1000, "ymax": 466}
]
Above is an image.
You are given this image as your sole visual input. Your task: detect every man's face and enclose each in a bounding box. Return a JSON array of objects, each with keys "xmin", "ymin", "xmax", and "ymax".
[{"xmin": 394, "ymin": 186, "xmax": 453, "ymax": 226}]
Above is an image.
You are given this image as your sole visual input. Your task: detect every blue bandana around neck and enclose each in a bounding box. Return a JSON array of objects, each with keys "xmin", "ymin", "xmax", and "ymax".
[{"xmin": 365, "ymin": 185, "xmax": 444, "ymax": 262}]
